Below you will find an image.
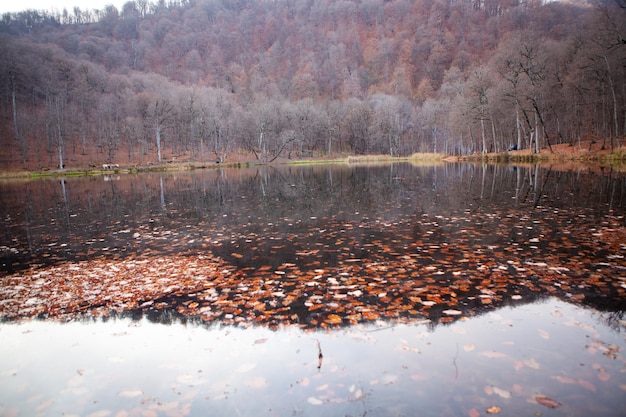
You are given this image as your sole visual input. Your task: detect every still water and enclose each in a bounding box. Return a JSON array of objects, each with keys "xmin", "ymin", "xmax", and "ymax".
[
  {"xmin": 1, "ymin": 163, "xmax": 625, "ymax": 416},
  {"xmin": 0, "ymin": 298, "xmax": 624, "ymax": 417}
]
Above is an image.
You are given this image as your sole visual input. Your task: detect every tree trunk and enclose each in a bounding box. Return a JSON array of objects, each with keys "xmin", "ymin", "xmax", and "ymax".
[
  {"xmin": 56, "ymin": 97, "xmax": 65, "ymax": 170},
  {"xmin": 490, "ymin": 116, "xmax": 497, "ymax": 153},
  {"xmin": 480, "ymin": 116, "xmax": 487, "ymax": 153},
  {"xmin": 516, "ymin": 106, "xmax": 522, "ymax": 150},
  {"xmin": 603, "ymin": 55, "xmax": 619, "ymax": 150},
  {"xmin": 534, "ymin": 109, "xmax": 540, "ymax": 154},
  {"xmin": 156, "ymin": 125, "xmax": 162, "ymax": 162}
]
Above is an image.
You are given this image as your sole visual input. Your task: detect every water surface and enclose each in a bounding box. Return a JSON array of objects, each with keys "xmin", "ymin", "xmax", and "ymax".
[
  {"xmin": 0, "ymin": 298, "xmax": 624, "ymax": 416},
  {"xmin": 1, "ymin": 163, "xmax": 625, "ymax": 415}
]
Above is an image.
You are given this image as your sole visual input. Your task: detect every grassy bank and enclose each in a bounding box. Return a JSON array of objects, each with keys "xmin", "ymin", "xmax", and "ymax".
[
  {"xmin": 345, "ymin": 153, "xmax": 446, "ymax": 164},
  {"xmin": 458, "ymin": 151, "xmax": 626, "ymax": 164},
  {"xmin": 454, "ymin": 140, "xmax": 626, "ymax": 167}
]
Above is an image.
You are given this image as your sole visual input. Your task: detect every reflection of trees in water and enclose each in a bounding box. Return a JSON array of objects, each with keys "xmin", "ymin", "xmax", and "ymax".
[
  {"xmin": 594, "ymin": 310, "xmax": 625, "ymax": 334},
  {"xmin": 68, "ymin": 293, "xmax": 625, "ymax": 336},
  {"xmin": 1, "ymin": 163, "xmax": 625, "ymax": 276}
]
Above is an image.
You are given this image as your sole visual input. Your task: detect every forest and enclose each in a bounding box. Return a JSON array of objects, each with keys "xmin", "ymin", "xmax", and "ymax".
[{"xmin": 0, "ymin": 0, "xmax": 625, "ymax": 170}]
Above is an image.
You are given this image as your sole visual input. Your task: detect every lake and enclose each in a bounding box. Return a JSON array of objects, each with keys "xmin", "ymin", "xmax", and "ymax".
[{"xmin": 1, "ymin": 163, "xmax": 625, "ymax": 416}]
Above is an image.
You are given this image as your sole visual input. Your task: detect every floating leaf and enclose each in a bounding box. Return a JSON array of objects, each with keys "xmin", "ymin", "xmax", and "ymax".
[
  {"xmin": 537, "ymin": 329, "xmax": 550, "ymax": 340},
  {"xmin": 235, "ymin": 363, "xmax": 256, "ymax": 373},
  {"xmin": 481, "ymin": 351, "xmax": 507, "ymax": 359},
  {"xmin": 86, "ymin": 411, "xmax": 112, "ymax": 417},
  {"xmin": 492, "ymin": 386, "xmax": 511, "ymax": 399},
  {"xmin": 486, "ymin": 405, "xmax": 501, "ymax": 414},
  {"xmin": 442, "ymin": 309, "xmax": 463, "ymax": 316},
  {"xmin": 118, "ymin": 390, "xmax": 143, "ymax": 398},
  {"xmin": 245, "ymin": 376, "xmax": 267, "ymax": 389},
  {"xmin": 523, "ymin": 358, "xmax": 540, "ymax": 369},
  {"xmin": 552, "ymin": 375, "xmax": 576, "ymax": 384},
  {"xmin": 382, "ymin": 374, "xmax": 398, "ymax": 385},
  {"xmin": 578, "ymin": 379, "xmax": 597, "ymax": 392},
  {"xmin": 535, "ymin": 395, "xmax": 561, "ymax": 409}
]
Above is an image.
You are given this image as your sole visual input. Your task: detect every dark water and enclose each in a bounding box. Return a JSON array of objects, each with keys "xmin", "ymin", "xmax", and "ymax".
[{"xmin": 1, "ymin": 163, "xmax": 625, "ymax": 416}]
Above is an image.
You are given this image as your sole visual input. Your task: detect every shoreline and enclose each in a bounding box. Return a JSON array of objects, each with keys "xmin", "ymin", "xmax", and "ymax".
[{"xmin": 1, "ymin": 142, "xmax": 624, "ymax": 179}]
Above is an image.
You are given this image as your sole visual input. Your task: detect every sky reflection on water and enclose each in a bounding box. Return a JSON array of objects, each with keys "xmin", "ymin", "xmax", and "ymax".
[{"xmin": 1, "ymin": 297, "xmax": 625, "ymax": 417}]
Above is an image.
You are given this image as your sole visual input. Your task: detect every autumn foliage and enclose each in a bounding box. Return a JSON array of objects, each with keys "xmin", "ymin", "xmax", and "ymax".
[{"xmin": 0, "ymin": 0, "xmax": 625, "ymax": 170}]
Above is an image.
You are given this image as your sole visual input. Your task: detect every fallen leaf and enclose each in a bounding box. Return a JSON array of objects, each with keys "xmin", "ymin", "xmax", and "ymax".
[
  {"xmin": 523, "ymin": 358, "xmax": 540, "ymax": 369},
  {"xmin": 307, "ymin": 397, "xmax": 323, "ymax": 405},
  {"xmin": 578, "ymin": 379, "xmax": 597, "ymax": 392},
  {"xmin": 492, "ymin": 386, "xmax": 511, "ymax": 399},
  {"xmin": 486, "ymin": 405, "xmax": 501, "ymax": 414},
  {"xmin": 537, "ymin": 329, "xmax": 550, "ymax": 340},
  {"xmin": 451, "ymin": 325, "xmax": 466, "ymax": 334},
  {"xmin": 382, "ymin": 374, "xmax": 398, "ymax": 384},
  {"xmin": 464, "ymin": 344, "xmax": 475, "ymax": 352},
  {"xmin": 118, "ymin": 390, "xmax": 143, "ymax": 398},
  {"xmin": 535, "ymin": 395, "xmax": 561, "ymax": 409},
  {"xmin": 481, "ymin": 351, "xmax": 508, "ymax": 359},
  {"xmin": 245, "ymin": 376, "xmax": 267, "ymax": 389},
  {"xmin": 552, "ymin": 376, "xmax": 576, "ymax": 384},
  {"xmin": 86, "ymin": 411, "xmax": 112, "ymax": 417},
  {"xmin": 236, "ymin": 363, "xmax": 256, "ymax": 373}
]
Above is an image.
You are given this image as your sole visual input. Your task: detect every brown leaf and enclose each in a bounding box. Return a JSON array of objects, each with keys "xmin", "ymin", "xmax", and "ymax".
[
  {"xmin": 468, "ymin": 408, "xmax": 480, "ymax": 417},
  {"xmin": 535, "ymin": 396, "xmax": 561, "ymax": 409}
]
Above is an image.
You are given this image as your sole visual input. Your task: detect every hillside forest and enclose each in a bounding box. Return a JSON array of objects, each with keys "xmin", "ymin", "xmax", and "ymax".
[{"xmin": 0, "ymin": 0, "xmax": 625, "ymax": 170}]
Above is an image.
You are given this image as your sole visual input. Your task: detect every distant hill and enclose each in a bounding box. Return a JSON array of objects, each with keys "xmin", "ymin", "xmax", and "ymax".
[{"xmin": 0, "ymin": 0, "xmax": 624, "ymax": 170}]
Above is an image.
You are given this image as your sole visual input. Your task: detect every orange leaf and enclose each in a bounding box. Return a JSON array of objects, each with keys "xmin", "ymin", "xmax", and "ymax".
[{"xmin": 326, "ymin": 314, "xmax": 342, "ymax": 325}]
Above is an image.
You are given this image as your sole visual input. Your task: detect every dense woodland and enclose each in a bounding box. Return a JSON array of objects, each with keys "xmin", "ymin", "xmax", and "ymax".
[{"xmin": 0, "ymin": 0, "xmax": 625, "ymax": 169}]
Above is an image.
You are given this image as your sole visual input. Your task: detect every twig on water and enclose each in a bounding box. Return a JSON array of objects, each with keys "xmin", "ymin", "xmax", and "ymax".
[{"xmin": 316, "ymin": 338, "xmax": 323, "ymax": 370}]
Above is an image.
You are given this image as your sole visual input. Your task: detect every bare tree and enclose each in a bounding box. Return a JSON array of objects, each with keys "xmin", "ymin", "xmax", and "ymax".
[{"xmin": 149, "ymin": 97, "xmax": 174, "ymax": 163}]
